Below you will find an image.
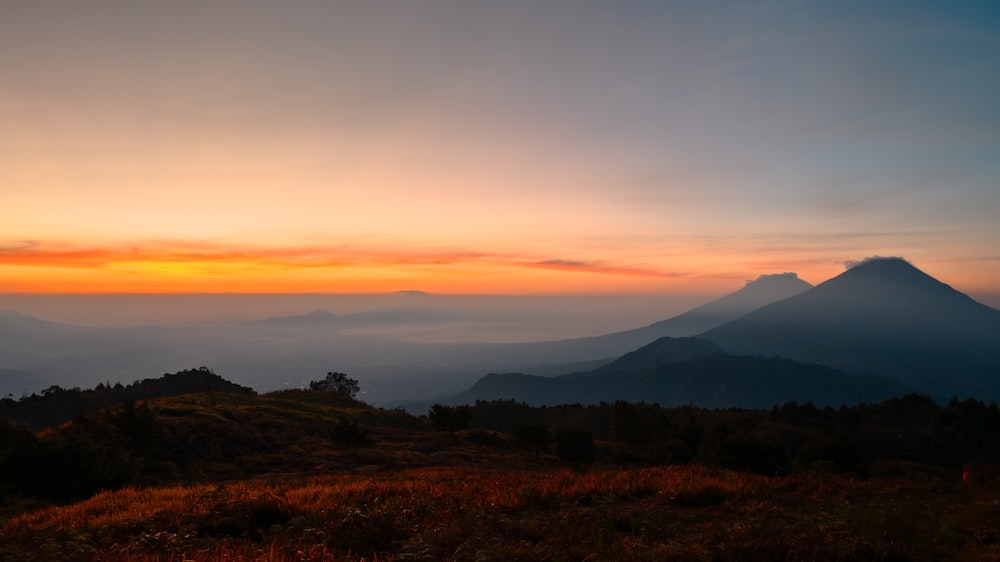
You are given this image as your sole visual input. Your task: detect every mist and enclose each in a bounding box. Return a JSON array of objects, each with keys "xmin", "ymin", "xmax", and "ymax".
[
  {"xmin": 0, "ymin": 292, "xmax": 712, "ymax": 404},
  {"xmin": 0, "ymin": 292, "xmax": 711, "ymax": 341}
]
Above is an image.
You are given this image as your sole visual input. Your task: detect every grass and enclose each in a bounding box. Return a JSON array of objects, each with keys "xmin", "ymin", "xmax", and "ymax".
[
  {"xmin": 3, "ymin": 466, "xmax": 999, "ymax": 561},
  {"xmin": 5, "ymin": 389, "xmax": 1000, "ymax": 560}
]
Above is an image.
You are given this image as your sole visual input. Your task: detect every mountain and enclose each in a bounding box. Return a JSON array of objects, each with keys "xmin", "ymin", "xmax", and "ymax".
[
  {"xmin": 700, "ymin": 257, "xmax": 1000, "ymax": 400},
  {"xmin": 251, "ymin": 309, "xmax": 342, "ymax": 325},
  {"xmin": 453, "ymin": 336, "xmax": 909, "ymax": 408},
  {"xmin": 251, "ymin": 308, "xmax": 469, "ymax": 327},
  {"xmin": 635, "ymin": 272, "xmax": 812, "ymax": 338},
  {"xmin": 0, "ymin": 309, "xmax": 82, "ymax": 339},
  {"xmin": 464, "ymin": 272, "xmax": 813, "ymax": 371}
]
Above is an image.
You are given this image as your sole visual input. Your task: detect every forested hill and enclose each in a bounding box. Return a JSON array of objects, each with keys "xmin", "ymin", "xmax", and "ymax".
[{"xmin": 0, "ymin": 367, "xmax": 254, "ymax": 430}]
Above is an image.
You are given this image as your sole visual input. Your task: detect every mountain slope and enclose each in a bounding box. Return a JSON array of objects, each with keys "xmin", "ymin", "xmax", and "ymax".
[
  {"xmin": 700, "ymin": 257, "xmax": 1000, "ymax": 399},
  {"xmin": 467, "ymin": 273, "xmax": 812, "ymax": 371},
  {"xmin": 453, "ymin": 336, "xmax": 909, "ymax": 408}
]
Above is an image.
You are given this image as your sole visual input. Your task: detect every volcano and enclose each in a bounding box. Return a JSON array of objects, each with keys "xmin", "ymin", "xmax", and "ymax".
[{"xmin": 700, "ymin": 257, "xmax": 1000, "ymax": 400}]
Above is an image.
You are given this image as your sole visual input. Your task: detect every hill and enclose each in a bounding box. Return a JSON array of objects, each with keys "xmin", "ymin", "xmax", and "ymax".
[
  {"xmin": 700, "ymin": 257, "xmax": 1000, "ymax": 400},
  {"xmin": 0, "ymin": 367, "xmax": 254, "ymax": 430},
  {"xmin": 3, "ymin": 385, "xmax": 1000, "ymax": 561},
  {"xmin": 455, "ymin": 337, "xmax": 910, "ymax": 408}
]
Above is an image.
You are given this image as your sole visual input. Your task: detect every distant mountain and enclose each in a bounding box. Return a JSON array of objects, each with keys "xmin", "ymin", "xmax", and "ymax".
[
  {"xmin": 453, "ymin": 336, "xmax": 908, "ymax": 408},
  {"xmin": 0, "ymin": 309, "xmax": 82, "ymax": 339},
  {"xmin": 700, "ymin": 257, "xmax": 1000, "ymax": 400},
  {"xmin": 252, "ymin": 309, "xmax": 341, "ymax": 325},
  {"xmin": 636, "ymin": 272, "xmax": 813, "ymax": 338},
  {"xmin": 467, "ymin": 273, "xmax": 813, "ymax": 371},
  {"xmin": 251, "ymin": 307, "xmax": 469, "ymax": 327}
]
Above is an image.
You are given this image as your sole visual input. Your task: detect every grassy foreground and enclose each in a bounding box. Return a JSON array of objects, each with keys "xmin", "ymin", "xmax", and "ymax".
[{"xmin": 3, "ymin": 465, "xmax": 999, "ymax": 561}]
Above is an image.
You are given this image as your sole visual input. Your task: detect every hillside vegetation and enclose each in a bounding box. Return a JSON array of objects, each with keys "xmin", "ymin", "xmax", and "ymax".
[
  {"xmin": 2, "ymin": 371, "xmax": 1000, "ymax": 560},
  {"xmin": 5, "ymin": 465, "xmax": 1000, "ymax": 561},
  {"xmin": 0, "ymin": 367, "xmax": 253, "ymax": 430}
]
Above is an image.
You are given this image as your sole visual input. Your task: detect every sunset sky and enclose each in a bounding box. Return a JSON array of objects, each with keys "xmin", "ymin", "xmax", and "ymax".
[{"xmin": 3, "ymin": 1, "xmax": 999, "ymax": 298}]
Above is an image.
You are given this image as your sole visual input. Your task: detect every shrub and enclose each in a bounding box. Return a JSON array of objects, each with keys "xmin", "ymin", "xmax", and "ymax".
[
  {"xmin": 428, "ymin": 404, "xmax": 473, "ymax": 433},
  {"xmin": 555, "ymin": 427, "xmax": 596, "ymax": 465},
  {"xmin": 794, "ymin": 431, "xmax": 869, "ymax": 477},
  {"xmin": 330, "ymin": 415, "xmax": 372, "ymax": 448},
  {"xmin": 512, "ymin": 420, "xmax": 552, "ymax": 456}
]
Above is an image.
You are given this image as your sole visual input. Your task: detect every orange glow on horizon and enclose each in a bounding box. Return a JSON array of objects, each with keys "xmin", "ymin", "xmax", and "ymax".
[
  {"xmin": 0, "ymin": 240, "xmax": 704, "ymax": 294},
  {"xmin": 3, "ymin": 240, "xmax": 993, "ymax": 298}
]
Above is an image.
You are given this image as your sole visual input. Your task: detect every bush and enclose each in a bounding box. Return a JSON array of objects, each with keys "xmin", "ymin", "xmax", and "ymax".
[
  {"xmin": 512, "ymin": 419, "xmax": 552, "ymax": 456},
  {"xmin": 330, "ymin": 415, "xmax": 372, "ymax": 448},
  {"xmin": 648, "ymin": 437, "xmax": 694, "ymax": 465},
  {"xmin": 794, "ymin": 431, "xmax": 869, "ymax": 477},
  {"xmin": 464, "ymin": 429, "xmax": 510, "ymax": 448},
  {"xmin": 703, "ymin": 430, "xmax": 790, "ymax": 476},
  {"xmin": 555, "ymin": 427, "xmax": 596, "ymax": 464},
  {"xmin": 428, "ymin": 404, "xmax": 473, "ymax": 433}
]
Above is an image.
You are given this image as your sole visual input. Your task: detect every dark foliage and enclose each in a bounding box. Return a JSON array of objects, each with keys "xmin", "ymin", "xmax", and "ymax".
[
  {"xmin": 427, "ymin": 404, "xmax": 473, "ymax": 433},
  {"xmin": 329, "ymin": 414, "xmax": 372, "ymax": 447},
  {"xmin": 610, "ymin": 401, "xmax": 653, "ymax": 446},
  {"xmin": 309, "ymin": 372, "xmax": 360, "ymax": 398},
  {"xmin": 5, "ymin": 366, "xmax": 1000, "ymax": 510},
  {"xmin": 555, "ymin": 427, "xmax": 596, "ymax": 464},
  {"xmin": 794, "ymin": 431, "xmax": 869, "ymax": 476},
  {"xmin": 4, "ymin": 410, "xmax": 137, "ymax": 501},
  {"xmin": 0, "ymin": 367, "xmax": 253, "ymax": 430},
  {"xmin": 512, "ymin": 419, "xmax": 552, "ymax": 456},
  {"xmin": 464, "ymin": 393, "xmax": 1000, "ymax": 478}
]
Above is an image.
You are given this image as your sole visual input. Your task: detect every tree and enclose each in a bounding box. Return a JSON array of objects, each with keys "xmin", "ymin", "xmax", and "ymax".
[
  {"xmin": 610, "ymin": 401, "xmax": 653, "ymax": 446},
  {"xmin": 428, "ymin": 404, "xmax": 472, "ymax": 434},
  {"xmin": 309, "ymin": 372, "xmax": 360, "ymax": 398},
  {"xmin": 513, "ymin": 419, "xmax": 552, "ymax": 457}
]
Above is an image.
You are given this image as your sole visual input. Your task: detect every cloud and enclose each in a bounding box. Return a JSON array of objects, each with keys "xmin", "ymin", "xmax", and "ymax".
[
  {"xmin": 0, "ymin": 240, "xmax": 491, "ymax": 269},
  {"xmin": 842, "ymin": 255, "xmax": 908, "ymax": 270},
  {"xmin": 532, "ymin": 258, "xmax": 681, "ymax": 279},
  {"xmin": 536, "ymin": 259, "xmax": 592, "ymax": 268},
  {"xmin": 0, "ymin": 240, "xmax": 680, "ymax": 280}
]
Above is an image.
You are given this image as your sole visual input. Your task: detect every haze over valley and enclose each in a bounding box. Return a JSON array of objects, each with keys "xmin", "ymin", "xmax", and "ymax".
[{"xmin": 3, "ymin": 258, "xmax": 998, "ymax": 410}]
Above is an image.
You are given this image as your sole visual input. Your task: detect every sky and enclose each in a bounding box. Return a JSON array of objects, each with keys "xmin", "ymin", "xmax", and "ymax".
[{"xmin": 2, "ymin": 0, "xmax": 999, "ymax": 299}]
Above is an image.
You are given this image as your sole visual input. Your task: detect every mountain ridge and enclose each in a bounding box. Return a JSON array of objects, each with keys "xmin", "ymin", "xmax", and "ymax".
[
  {"xmin": 453, "ymin": 336, "xmax": 910, "ymax": 408},
  {"xmin": 462, "ymin": 272, "xmax": 814, "ymax": 372}
]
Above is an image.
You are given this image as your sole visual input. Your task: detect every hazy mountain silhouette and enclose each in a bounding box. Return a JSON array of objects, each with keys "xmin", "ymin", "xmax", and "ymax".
[
  {"xmin": 700, "ymin": 257, "xmax": 1000, "ymax": 400},
  {"xmin": 252, "ymin": 309, "xmax": 342, "ymax": 325},
  {"xmin": 465, "ymin": 273, "xmax": 813, "ymax": 371},
  {"xmin": 636, "ymin": 273, "xmax": 812, "ymax": 337},
  {"xmin": 452, "ymin": 336, "xmax": 909, "ymax": 408},
  {"xmin": 0, "ymin": 309, "xmax": 82, "ymax": 339},
  {"xmin": 582, "ymin": 336, "xmax": 725, "ymax": 374},
  {"xmin": 251, "ymin": 308, "xmax": 471, "ymax": 327}
]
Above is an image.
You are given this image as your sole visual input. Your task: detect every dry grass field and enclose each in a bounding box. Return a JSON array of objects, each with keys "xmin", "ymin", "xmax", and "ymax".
[{"xmin": 3, "ymin": 464, "xmax": 999, "ymax": 561}]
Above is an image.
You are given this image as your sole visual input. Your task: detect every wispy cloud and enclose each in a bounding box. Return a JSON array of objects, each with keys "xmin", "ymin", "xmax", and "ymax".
[
  {"xmin": 0, "ymin": 240, "xmax": 680, "ymax": 280},
  {"xmin": 531, "ymin": 258, "xmax": 682, "ymax": 279},
  {"xmin": 0, "ymin": 240, "xmax": 488, "ymax": 269}
]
